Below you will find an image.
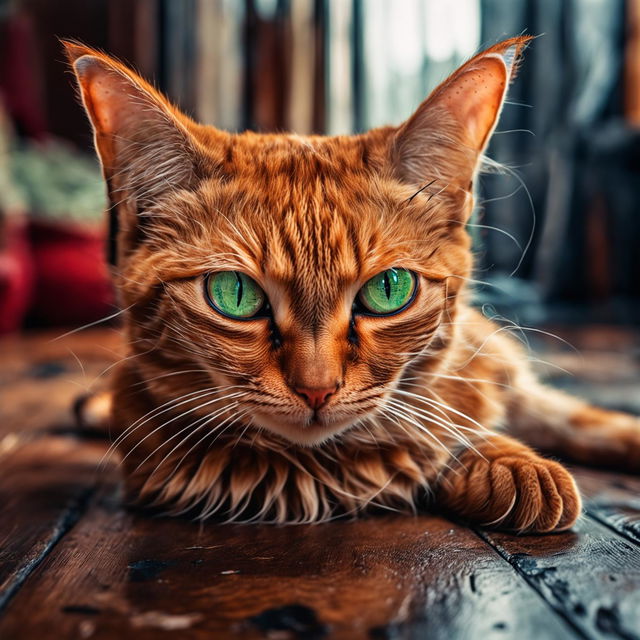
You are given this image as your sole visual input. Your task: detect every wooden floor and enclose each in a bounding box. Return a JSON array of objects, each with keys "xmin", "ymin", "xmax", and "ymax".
[{"xmin": 1, "ymin": 326, "xmax": 639, "ymax": 640}]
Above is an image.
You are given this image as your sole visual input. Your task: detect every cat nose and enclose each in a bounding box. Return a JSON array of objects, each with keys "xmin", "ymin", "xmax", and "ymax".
[{"xmin": 294, "ymin": 385, "xmax": 338, "ymax": 410}]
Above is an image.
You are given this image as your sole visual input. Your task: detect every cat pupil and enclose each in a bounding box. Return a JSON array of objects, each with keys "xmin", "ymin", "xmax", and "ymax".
[
  {"xmin": 235, "ymin": 272, "xmax": 243, "ymax": 307},
  {"xmin": 384, "ymin": 272, "xmax": 391, "ymax": 300}
]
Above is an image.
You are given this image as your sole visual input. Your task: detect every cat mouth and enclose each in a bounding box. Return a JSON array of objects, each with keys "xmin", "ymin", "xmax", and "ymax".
[
  {"xmin": 250, "ymin": 409, "xmax": 357, "ymax": 446},
  {"xmin": 305, "ymin": 416, "xmax": 332, "ymax": 433}
]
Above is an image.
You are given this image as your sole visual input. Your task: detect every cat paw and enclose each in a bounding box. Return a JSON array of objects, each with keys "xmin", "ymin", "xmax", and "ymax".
[{"xmin": 438, "ymin": 454, "xmax": 582, "ymax": 533}]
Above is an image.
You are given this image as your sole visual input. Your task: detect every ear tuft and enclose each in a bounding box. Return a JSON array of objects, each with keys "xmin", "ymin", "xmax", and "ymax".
[
  {"xmin": 61, "ymin": 39, "xmax": 97, "ymax": 64},
  {"xmin": 481, "ymin": 35, "xmax": 532, "ymax": 81}
]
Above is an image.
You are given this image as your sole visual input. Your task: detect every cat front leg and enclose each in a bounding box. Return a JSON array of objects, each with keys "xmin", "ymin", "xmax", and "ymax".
[{"xmin": 436, "ymin": 433, "xmax": 582, "ymax": 533}]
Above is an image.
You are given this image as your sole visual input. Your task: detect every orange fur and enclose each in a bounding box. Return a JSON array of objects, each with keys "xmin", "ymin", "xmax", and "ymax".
[{"xmin": 65, "ymin": 37, "xmax": 640, "ymax": 532}]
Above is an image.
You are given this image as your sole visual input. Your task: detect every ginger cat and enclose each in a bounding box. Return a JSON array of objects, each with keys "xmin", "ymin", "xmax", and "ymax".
[{"xmin": 66, "ymin": 37, "xmax": 640, "ymax": 531}]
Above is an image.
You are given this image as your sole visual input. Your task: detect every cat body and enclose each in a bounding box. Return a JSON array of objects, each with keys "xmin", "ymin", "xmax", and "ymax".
[{"xmin": 66, "ymin": 37, "xmax": 640, "ymax": 531}]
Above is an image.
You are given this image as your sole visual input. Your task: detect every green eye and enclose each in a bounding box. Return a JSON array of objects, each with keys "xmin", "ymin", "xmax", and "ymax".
[
  {"xmin": 358, "ymin": 269, "xmax": 416, "ymax": 315},
  {"xmin": 205, "ymin": 271, "xmax": 266, "ymax": 319}
]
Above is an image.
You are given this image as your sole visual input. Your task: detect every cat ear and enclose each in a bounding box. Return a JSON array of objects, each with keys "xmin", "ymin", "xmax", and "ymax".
[
  {"xmin": 63, "ymin": 41, "xmax": 206, "ymax": 263},
  {"xmin": 391, "ymin": 36, "xmax": 532, "ymax": 191}
]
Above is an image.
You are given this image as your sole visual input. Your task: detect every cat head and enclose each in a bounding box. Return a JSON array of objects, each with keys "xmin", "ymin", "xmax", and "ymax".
[{"xmin": 65, "ymin": 37, "xmax": 529, "ymax": 446}]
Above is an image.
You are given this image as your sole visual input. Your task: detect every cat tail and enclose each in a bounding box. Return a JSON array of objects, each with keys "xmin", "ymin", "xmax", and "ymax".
[{"xmin": 506, "ymin": 379, "xmax": 640, "ymax": 471}]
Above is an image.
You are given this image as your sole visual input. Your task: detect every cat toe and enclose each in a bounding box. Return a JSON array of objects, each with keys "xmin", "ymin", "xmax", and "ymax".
[{"xmin": 439, "ymin": 455, "xmax": 582, "ymax": 534}]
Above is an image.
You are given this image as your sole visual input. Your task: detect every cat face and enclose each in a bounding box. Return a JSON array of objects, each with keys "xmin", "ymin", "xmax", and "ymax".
[
  {"xmin": 65, "ymin": 37, "xmax": 529, "ymax": 445},
  {"xmin": 128, "ymin": 137, "xmax": 466, "ymax": 444}
]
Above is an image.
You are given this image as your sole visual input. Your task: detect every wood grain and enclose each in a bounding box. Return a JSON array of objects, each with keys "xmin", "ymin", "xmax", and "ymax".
[
  {"xmin": 574, "ymin": 467, "xmax": 640, "ymax": 546},
  {"xmin": 0, "ymin": 495, "xmax": 575, "ymax": 640},
  {"xmin": 0, "ymin": 437, "xmax": 105, "ymax": 611},
  {"xmin": 480, "ymin": 516, "xmax": 640, "ymax": 640}
]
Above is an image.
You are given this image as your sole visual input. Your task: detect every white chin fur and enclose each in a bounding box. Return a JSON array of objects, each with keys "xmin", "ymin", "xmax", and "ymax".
[{"xmin": 251, "ymin": 412, "xmax": 356, "ymax": 446}]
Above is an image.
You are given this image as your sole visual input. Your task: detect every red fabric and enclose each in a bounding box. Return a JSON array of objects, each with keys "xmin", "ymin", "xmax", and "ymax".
[
  {"xmin": 28, "ymin": 221, "xmax": 114, "ymax": 327},
  {"xmin": 0, "ymin": 219, "xmax": 35, "ymax": 334}
]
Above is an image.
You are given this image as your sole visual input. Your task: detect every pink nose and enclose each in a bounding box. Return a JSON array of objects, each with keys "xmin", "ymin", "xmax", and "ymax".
[{"xmin": 295, "ymin": 385, "xmax": 338, "ymax": 410}]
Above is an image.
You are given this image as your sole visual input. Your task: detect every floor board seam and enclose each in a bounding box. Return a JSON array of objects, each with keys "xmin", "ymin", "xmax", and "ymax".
[
  {"xmin": 0, "ymin": 487, "xmax": 94, "ymax": 615},
  {"xmin": 583, "ymin": 507, "xmax": 640, "ymax": 549},
  {"xmin": 471, "ymin": 527, "xmax": 592, "ymax": 640}
]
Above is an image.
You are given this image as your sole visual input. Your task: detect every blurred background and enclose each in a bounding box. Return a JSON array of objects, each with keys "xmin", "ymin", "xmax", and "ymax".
[{"xmin": 1, "ymin": 0, "xmax": 639, "ymax": 335}]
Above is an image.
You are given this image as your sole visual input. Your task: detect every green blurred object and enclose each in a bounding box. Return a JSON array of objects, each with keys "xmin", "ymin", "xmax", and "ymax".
[
  {"xmin": 0, "ymin": 107, "xmax": 25, "ymax": 217},
  {"xmin": 11, "ymin": 140, "xmax": 106, "ymax": 223}
]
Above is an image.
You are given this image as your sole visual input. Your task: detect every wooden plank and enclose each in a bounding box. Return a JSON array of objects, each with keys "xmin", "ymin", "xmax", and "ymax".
[
  {"xmin": 0, "ymin": 329, "xmax": 122, "ymax": 436},
  {"xmin": 0, "ymin": 330, "xmax": 117, "ymax": 614},
  {"xmin": 479, "ymin": 463, "xmax": 640, "ymax": 640},
  {"xmin": 479, "ymin": 515, "xmax": 640, "ymax": 640},
  {"xmin": 0, "ymin": 437, "xmax": 106, "ymax": 612},
  {"xmin": 573, "ymin": 467, "xmax": 640, "ymax": 546},
  {"xmin": 0, "ymin": 500, "xmax": 576, "ymax": 640}
]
